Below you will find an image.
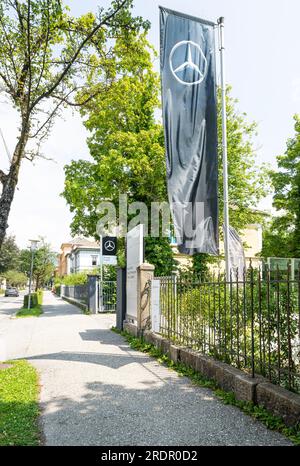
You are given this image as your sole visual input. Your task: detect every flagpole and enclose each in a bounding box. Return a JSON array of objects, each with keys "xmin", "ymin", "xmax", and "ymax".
[{"xmin": 218, "ymin": 16, "xmax": 230, "ymax": 282}]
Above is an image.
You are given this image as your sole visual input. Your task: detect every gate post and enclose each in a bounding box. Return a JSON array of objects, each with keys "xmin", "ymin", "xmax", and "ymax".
[
  {"xmin": 137, "ymin": 263, "xmax": 155, "ymax": 334},
  {"xmin": 87, "ymin": 275, "xmax": 99, "ymax": 314},
  {"xmin": 116, "ymin": 267, "xmax": 126, "ymax": 330}
]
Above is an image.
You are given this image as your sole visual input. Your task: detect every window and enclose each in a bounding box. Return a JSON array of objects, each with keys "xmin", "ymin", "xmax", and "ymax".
[{"xmin": 91, "ymin": 255, "xmax": 98, "ymax": 266}]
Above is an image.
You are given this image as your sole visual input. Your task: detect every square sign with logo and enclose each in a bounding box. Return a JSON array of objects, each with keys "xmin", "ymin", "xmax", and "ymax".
[{"xmin": 102, "ymin": 237, "xmax": 117, "ymax": 256}]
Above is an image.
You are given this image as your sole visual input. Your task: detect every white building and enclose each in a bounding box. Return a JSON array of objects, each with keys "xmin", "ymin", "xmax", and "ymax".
[{"xmin": 58, "ymin": 238, "xmax": 100, "ymax": 276}]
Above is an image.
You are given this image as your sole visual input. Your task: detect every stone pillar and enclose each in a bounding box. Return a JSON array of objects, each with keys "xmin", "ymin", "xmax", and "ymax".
[
  {"xmin": 136, "ymin": 263, "xmax": 155, "ymax": 334},
  {"xmin": 60, "ymin": 284, "xmax": 65, "ymax": 297}
]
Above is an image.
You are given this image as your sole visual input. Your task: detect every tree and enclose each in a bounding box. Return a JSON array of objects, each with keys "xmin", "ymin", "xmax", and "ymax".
[
  {"xmin": 4, "ymin": 269, "xmax": 27, "ymax": 287},
  {"xmin": 63, "ymin": 32, "xmax": 165, "ymax": 234},
  {"xmin": 19, "ymin": 239, "xmax": 56, "ymax": 289},
  {"xmin": 63, "ymin": 33, "xmax": 176, "ymax": 275},
  {"xmin": 261, "ymin": 115, "xmax": 300, "ymax": 258},
  {"xmin": 0, "ymin": 0, "xmax": 148, "ymax": 249},
  {"xmin": 218, "ymin": 87, "xmax": 269, "ymax": 231},
  {"xmin": 145, "ymin": 237, "xmax": 177, "ymax": 277},
  {"xmin": 0, "ymin": 234, "xmax": 20, "ymax": 273}
]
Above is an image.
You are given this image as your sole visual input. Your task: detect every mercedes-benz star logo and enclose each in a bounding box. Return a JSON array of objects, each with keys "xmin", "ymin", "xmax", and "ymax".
[
  {"xmin": 104, "ymin": 240, "xmax": 115, "ymax": 252},
  {"xmin": 169, "ymin": 40, "xmax": 207, "ymax": 86}
]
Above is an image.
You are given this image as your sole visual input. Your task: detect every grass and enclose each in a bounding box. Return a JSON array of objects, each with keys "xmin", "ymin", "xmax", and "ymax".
[
  {"xmin": 0, "ymin": 360, "xmax": 40, "ymax": 446},
  {"xmin": 16, "ymin": 306, "xmax": 42, "ymax": 318},
  {"xmin": 112, "ymin": 327, "xmax": 300, "ymax": 446}
]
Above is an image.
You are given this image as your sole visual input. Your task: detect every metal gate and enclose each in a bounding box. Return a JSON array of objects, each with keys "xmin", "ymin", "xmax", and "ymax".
[{"xmin": 98, "ymin": 280, "xmax": 117, "ymax": 312}]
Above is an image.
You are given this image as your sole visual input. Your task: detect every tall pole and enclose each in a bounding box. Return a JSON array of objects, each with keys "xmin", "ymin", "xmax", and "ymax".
[
  {"xmin": 27, "ymin": 239, "xmax": 39, "ymax": 310},
  {"xmin": 99, "ymin": 235, "xmax": 103, "ymax": 313},
  {"xmin": 218, "ymin": 17, "xmax": 230, "ymax": 282},
  {"xmin": 28, "ymin": 246, "xmax": 35, "ymax": 310}
]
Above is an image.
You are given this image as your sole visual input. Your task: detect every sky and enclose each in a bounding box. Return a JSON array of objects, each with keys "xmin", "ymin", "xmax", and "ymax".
[{"xmin": 1, "ymin": 0, "xmax": 300, "ymax": 252}]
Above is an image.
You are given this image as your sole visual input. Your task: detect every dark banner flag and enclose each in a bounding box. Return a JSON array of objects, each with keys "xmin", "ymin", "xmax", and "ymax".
[{"xmin": 160, "ymin": 7, "xmax": 218, "ymax": 255}]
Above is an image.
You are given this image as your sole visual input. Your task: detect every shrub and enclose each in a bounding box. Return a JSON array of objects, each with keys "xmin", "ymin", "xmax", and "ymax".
[
  {"xmin": 58, "ymin": 271, "xmax": 89, "ymax": 286},
  {"xmin": 23, "ymin": 290, "xmax": 43, "ymax": 308},
  {"xmin": 53, "ymin": 284, "xmax": 61, "ymax": 296}
]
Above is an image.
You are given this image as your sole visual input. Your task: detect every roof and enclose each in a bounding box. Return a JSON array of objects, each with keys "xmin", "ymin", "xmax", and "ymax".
[{"xmin": 61, "ymin": 237, "xmax": 100, "ymax": 250}]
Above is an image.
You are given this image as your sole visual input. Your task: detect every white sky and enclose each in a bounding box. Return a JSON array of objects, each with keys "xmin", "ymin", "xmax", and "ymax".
[{"xmin": 1, "ymin": 0, "xmax": 300, "ymax": 251}]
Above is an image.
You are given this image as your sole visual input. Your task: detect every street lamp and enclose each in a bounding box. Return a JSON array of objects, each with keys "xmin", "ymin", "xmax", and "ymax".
[{"xmin": 27, "ymin": 239, "xmax": 39, "ymax": 310}]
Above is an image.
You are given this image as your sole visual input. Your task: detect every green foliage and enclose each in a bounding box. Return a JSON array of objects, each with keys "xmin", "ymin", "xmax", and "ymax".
[
  {"xmin": 62, "ymin": 31, "xmax": 171, "ymax": 270},
  {"xmin": 192, "ymin": 254, "xmax": 210, "ymax": 276},
  {"xmin": 0, "ymin": 235, "xmax": 20, "ymax": 273},
  {"xmin": 57, "ymin": 271, "xmax": 89, "ymax": 285},
  {"xmin": 0, "ymin": 361, "xmax": 40, "ymax": 446},
  {"xmin": 159, "ymin": 271, "xmax": 300, "ymax": 393},
  {"xmin": 262, "ymin": 115, "xmax": 300, "ymax": 258},
  {"xmin": 53, "ymin": 284, "xmax": 61, "ymax": 296},
  {"xmin": 23, "ymin": 290, "xmax": 43, "ymax": 309},
  {"xmin": 19, "ymin": 239, "xmax": 56, "ymax": 289},
  {"xmin": 145, "ymin": 237, "xmax": 178, "ymax": 277},
  {"xmin": 62, "ymin": 33, "xmax": 166, "ymax": 238},
  {"xmin": 16, "ymin": 306, "xmax": 42, "ymax": 318},
  {"xmin": 218, "ymin": 87, "xmax": 270, "ymax": 233},
  {"xmin": 3, "ymin": 269, "xmax": 27, "ymax": 287},
  {"xmin": 113, "ymin": 328, "xmax": 300, "ymax": 445},
  {"xmin": 101, "ymin": 265, "xmax": 117, "ymax": 282}
]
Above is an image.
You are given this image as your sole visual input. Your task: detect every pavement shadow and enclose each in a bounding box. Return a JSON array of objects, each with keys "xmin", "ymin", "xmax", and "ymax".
[
  {"xmin": 79, "ymin": 329, "xmax": 122, "ymax": 345},
  {"xmin": 41, "ymin": 303, "xmax": 82, "ymax": 318},
  {"xmin": 25, "ymin": 350, "xmax": 151, "ymax": 370},
  {"xmin": 36, "ymin": 376, "xmax": 291, "ymax": 447}
]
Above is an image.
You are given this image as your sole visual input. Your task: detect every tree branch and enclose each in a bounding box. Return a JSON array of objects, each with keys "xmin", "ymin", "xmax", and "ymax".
[
  {"xmin": 52, "ymin": 87, "xmax": 104, "ymax": 107},
  {"xmin": 26, "ymin": 0, "xmax": 32, "ymax": 109},
  {"xmin": 35, "ymin": 0, "xmax": 51, "ymax": 93},
  {"xmin": 29, "ymin": 88, "xmax": 76, "ymax": 139},
  {"xmin": 30, "ymin": 0, "xmax": 129, "ymax": 111}
]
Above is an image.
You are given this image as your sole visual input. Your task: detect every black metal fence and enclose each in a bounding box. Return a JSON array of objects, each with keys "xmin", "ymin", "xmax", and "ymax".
[
  {"xmin": 63, "ymin": 285, "xmax": 88, "ymax": 303},
  {"xmin": 158, "ymin": 264, "xmax": 300, "ymax": 394},
  {"xmin": 98, "ymin": 281, "xmax": 117, "ymax": 312}
]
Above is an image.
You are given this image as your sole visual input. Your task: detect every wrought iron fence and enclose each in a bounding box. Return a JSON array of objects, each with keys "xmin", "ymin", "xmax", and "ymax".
[
  {"xmin": 158, "ymin": 264, "xmax": 300, "ymax": 394},
  {"xmin": 63, "ymin": 284, "xmax": 88, "ymax": 303},
  {"xmin": 98, "ymin": 280, "xmax": 117, "ymax": 312}
]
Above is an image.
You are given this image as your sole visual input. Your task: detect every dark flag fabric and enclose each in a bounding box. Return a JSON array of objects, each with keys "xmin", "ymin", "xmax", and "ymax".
[
  {"xmin": 226, "ymin": 225, "xmax": 246, "ymax": 280},
  {"xmin": 160, "ymin": 7, "xmax": 218, "ymax": 255}
]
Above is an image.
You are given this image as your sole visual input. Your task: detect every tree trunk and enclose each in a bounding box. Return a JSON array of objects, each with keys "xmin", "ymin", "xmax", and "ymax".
[
  {"xmin": 0, "ymin": 165, "xmax": 19, "ymax": 248},
  {"xmin": 0, "ymin": 127, "xmax": 29, "ymax": 250}
]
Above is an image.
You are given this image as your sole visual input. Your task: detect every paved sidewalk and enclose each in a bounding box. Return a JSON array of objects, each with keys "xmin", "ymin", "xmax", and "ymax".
[{"xmin": 1, "ymin": 291, "xmax": 292, "ymax": 446}]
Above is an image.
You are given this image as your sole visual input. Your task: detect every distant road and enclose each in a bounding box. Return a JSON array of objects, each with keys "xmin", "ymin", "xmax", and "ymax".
[{"xmin": 0, "ymin": 293, "xmax": 24, "ymax": 320}]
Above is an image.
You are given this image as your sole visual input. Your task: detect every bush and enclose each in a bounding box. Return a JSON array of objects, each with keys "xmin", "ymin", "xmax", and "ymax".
[
  {"xmin": 53, "ymin": 284, "xmax": 61, "ymax": 296},
  {"xmin": 23, "ymin": 290, "xmax": 43, "ymax": 308},
  {"xmin": 57, "ymin": 271, "xmax": 89, "ymax": 286}
]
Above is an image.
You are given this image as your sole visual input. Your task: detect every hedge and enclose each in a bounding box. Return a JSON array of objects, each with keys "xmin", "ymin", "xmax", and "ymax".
[{"xmin": 23, "ymin": 290, "xmax": 43, "ymax": 309}]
